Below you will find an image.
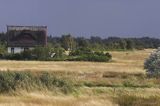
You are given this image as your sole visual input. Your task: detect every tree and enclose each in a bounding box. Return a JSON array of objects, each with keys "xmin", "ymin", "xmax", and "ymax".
[
  {"xmin": 126, "ymin": 39, "xmax": 135, "ymax": 50},
  {"xmin": 76, "ymin": 37, "xmax": 90, "ymax": 48},
  {"xmin": 90, "ymin": 36, "xmax": 104, "ymax": 50},
  {"xmin": 119, "ymin": 39, "xmax": 127, "ymax": 50},
  {"xmin": 0, "ymin": 43, "xmax": 7, "ymax": 57},
  {"xmin": 61, "ymin": 34, "xmax": 76, "ymax": 51},
  {"xmin": 144, "ymin": 48, "xmax": 160, "ymax": 77},
  {"xmin": 32, "ymin": 46, "xmax": 51, "ymax": 60}
]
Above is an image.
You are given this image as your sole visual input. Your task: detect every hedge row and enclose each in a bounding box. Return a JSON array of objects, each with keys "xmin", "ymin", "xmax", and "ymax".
[{"xmin": 3, "ymin": 47, "xmax": 112, "ymax": 62}]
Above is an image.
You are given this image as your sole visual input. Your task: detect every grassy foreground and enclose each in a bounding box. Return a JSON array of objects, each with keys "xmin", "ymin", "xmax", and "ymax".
[{"xmin": 0, "ymin": 49, "xmax": 159, "ymax": 106}]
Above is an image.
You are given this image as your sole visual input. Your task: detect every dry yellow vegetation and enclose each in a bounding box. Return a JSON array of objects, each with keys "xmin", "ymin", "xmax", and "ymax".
[
  {"xmin": 0, "ymin": 92, "xmax": 117, "ymax": 106},
  {"xmin": 0, "ymin": 49, "xmax": 153, "ymax": 73},
  {"xmin": 0, "ymin": 49, "xmax": 157, "ymax": 106}
]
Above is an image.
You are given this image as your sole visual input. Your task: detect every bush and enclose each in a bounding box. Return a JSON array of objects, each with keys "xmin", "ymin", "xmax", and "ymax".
[
  {"xmin": 68, "ymin": 54, "xmax": 111, "ymax": 62},
  {"xmin": 5, "ymin": 53, "xmax": 23, "ymax": 60},
  {"xmin": 4, "ymin": 46, "xmax": 112, "ymax": 62},
  {"xmin": 0, "ymin": 71, "xmax": 74, "ymax": 94},
  {"xmin": 4, "ymin": 50, "xmax": 36, "ymax": 60},
  {"xmin": 0, "ymin": 71, "xmax": 33, "ymax": 92},
  {"xmin": 69, "ymin": 47, "xmax": 92, "ymax": 56},
  {"xmin": 4, "ymin": 46, "xmax": 67, "ymax": 61},
  {"xmin": 32, "ymin": 46, "xmax": 51, "ymax": 60},
  {"xmin": 69, "ymin": 48, "xmax": 112, "ymax": 62},
  {"xmin": 144, "ymin": 48, "xmax": 160, "ymax": 77}
]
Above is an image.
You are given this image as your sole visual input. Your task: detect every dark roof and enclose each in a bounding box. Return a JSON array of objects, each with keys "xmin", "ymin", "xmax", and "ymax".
[{"xmin": 7, "ymin": 26, "xmax": 47, "ymax": 47}]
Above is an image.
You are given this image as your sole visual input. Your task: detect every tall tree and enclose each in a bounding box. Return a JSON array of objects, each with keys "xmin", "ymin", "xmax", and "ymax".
[
  {"xmin": 126, "ymin": 39, "xmax": 135, "ymax": 50},
  {"xmin": 76, "ymin": 37, "xmax": 90, "ymax": 48},
  {"xmin": 61, "ymin": 34, "xmax": 76, "ymax": 51},
  {"xmin": 119, "ymin": 39, "xmax": 127, "ymax": 50}
]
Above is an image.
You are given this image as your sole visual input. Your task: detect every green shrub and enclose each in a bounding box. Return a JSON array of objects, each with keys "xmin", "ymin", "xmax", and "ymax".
[
  {"xmin": 4, "ymin": 50, "xmax": 36, "ymax": 60},
  {"xmin": 39, "ymin": 72, "xmax": 73, "ymax": 93},
  {"xmin": 69, "ymin": 48, "xmax": 112, "ymax": 62},
  {"xmin": 0, "ymin": 71, "xmax": 74, "ymax": 94},
  {"xmin": 69, "ymin": 47, "xmax": 92, "ymax": 56},
  {"xmin": 5, "ymin": 53, "xmax": 23, "ymax": 60},
  {"xmin": 68, "ymin": 53, "xmax": 111, "ymax": 62},
  {"xmin": 4, "ymin": 46, "xmax": 67, "ymax": 61},
  {"xmin": 4, "ymin": 46, "xmax": 112, "ymax": 62},
  {"xmin": 144, "ymin": 48, "xmax": 160, "ymax": 77}
]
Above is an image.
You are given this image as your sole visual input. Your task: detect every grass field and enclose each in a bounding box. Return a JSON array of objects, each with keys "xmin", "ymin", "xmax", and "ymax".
[
  {"xmin": 0, "ymin": 49, "xmax": 158, "ymax": 106},
  {"xmin": 0, "ymin": 49, "xmax": 152, "ymax": 73}
]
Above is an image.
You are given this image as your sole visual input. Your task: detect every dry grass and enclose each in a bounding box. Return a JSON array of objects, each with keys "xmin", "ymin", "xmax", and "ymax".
[
  {"xmin": 0, "ymin": 49, "xmax": 153, "ymax": 74},
  {"xmin": 0, "ymin": 49, "xmax": 156, "ymax": 106},
  {"xmin": 0, "ymin": 92, "xmax": 117, "ymax": 106},
  {"xmin": 0, "ymin": 87, "xmax": 159, "ymax": 106}
]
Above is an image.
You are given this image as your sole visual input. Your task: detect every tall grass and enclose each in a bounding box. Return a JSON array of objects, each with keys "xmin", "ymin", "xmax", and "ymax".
[
  {"xmin": 0, "ymin": 49, "xmax": 156, "ymax": 106},
  {"xmin": 116, "ymin": 94, "xmax": 160, "ymax": 106},
  {"xmin": 0, "ymin": 71, "xmax": 74, "ymax": 94}
]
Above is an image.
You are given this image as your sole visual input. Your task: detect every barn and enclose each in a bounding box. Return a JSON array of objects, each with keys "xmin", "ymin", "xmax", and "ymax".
[{"xmin": 7, "ymin": 25, "xmax": 47, "ymax": 54}]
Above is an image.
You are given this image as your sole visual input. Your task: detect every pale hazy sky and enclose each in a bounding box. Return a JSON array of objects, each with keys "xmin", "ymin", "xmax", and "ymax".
[{"xmin": 0, "ymin": 0, "xmax": 160, "ymax": 38}]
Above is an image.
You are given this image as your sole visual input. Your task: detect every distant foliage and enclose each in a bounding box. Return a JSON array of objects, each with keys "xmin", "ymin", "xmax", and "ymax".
[
  {"xmin": 4, "ymin": 45, "xmax": 66, "ymax": 61},
  {"xmin": 69, "ymin": 48, "xmax": 112, "ymax": 62},
  {"xmin": 144, "ymin": 48, "xmax": 160, "ymax": 77},
  {"xmin": 48, "ymin": 36, "xmax": 160, "ymax": 50},
  {"xmin": 61, "ymin": 34, "xmax": 76, "ymax": 50},
  {"xmin": 69, "ymin": 47, "xmax": 92, "ymax": 56},
  {"xmin": 0, "ymin": 32, "xmax": 159, "ymax": 51},
  {"xmin": 0, "ymin": 42, "xmax": 7, "ymax": 57},
  {"xmin": 5, "ymin": 46, "xmax": 112, "ymax": 62}
]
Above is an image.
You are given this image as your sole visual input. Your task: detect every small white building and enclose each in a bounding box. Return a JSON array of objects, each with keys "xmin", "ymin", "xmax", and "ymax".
[{"xmin": 7, "ymin": 25, "xmax": 47, "ymax": 54}]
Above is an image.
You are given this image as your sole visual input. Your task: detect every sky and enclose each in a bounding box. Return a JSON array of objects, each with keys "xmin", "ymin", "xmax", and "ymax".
[{"xmin": 0, "ymin": 0, "xmax": 160, "ymax": 38}]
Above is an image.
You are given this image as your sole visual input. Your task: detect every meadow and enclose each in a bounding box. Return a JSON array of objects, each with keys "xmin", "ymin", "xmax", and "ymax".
[
  {"xmin": 0, "ymin": 49, "xmax": 151, "ymax": 73},
  {"xmin": 0, "ymin": 49, "xmax": 159, "ymax": 106}
]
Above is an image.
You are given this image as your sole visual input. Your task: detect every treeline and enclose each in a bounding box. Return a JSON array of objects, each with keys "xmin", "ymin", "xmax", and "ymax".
[
  {"xmin": 0, "ymin": 33, "xmax": 112, "ymax": 61},
  {"xmin": 48, "ymin": 35, "xmax": 160, "ymax": 51},
  {"xmin": 0, "ymin": 32, "xmax": 160, "ymax": 51},
  {"xmin": 0, "ymin": 33, "xmax": 159, "ymax": 61}
]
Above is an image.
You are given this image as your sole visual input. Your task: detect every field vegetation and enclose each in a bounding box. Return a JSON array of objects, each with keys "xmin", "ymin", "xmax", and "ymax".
[{"xmin": 0, "ymin": 49, "xmax": 159, "ymax": 106}]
